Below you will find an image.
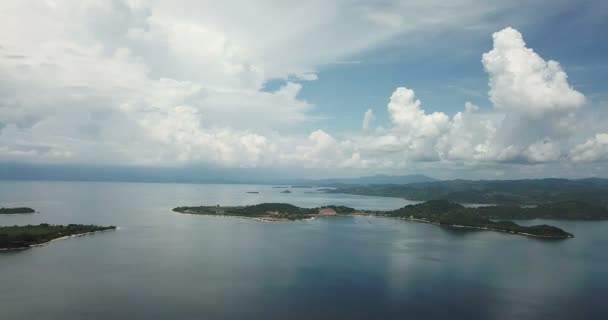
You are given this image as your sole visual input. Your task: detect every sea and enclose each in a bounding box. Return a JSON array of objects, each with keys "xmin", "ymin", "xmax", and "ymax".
[{"xmin": 1, "ymin": 180, "xmax": 607, "ymax": 319}]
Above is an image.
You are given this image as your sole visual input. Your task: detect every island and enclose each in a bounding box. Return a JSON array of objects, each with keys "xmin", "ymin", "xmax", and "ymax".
[
  {"xmin": 0, "ymin": 207, "xmax": 36, "ymax": 214},
  {"xmin": 0, "ymin": 224, "xmax": 117, "ymax": 250},
  {"xmin": 329, "ymin": 178, "xmax": 608, "ymax": 209},
  {"xmin": 246, "ymin": 191, "xmax": 260, "ymax": 194},
  {"xmin": 173, "ymin": 203, "xmax": 321, "ymax": 221},
  {"xmin": 379, "ymin": 200, "xmax": 573, "ymax": 239},
  {"xmin": 280, "ymin": 190, "xmax": 292, "ymax": 193},
  {"xmin": 173, "ymin": 201, "xmax": 573, "ymax": 238}
]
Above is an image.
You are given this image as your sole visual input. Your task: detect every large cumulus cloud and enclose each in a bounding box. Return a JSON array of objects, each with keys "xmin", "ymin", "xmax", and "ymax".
[
  {"xmin": 482, "ymin": 27, "xmax": 585, "ymax": 115},
  {"xmin": 356, "ymin": 27, "xmax": 605, "ymax": 169}
]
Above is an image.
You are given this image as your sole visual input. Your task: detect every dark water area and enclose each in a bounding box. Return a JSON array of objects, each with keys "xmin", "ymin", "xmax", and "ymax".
[{"xmin": 1, "ymin": 181, "xmax": 607, "ymax": 319}]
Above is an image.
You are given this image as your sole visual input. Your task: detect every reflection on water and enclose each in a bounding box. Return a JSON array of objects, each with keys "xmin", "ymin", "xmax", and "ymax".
[{"xmin": 0, "ymin": 181, "xmax": 607, "ymax": 320}]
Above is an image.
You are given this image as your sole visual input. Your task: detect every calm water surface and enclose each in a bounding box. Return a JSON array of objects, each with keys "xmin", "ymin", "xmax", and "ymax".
[{"xmin": 1, "ymin": 181, "xmax": 607, "ymax": 320}]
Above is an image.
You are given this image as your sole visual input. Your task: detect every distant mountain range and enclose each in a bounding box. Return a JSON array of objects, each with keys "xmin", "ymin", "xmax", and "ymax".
[
  {"xmin": 0, "ymin": 162, "xmax": 434, "ymax": 185},
  {"xmin": 286, "ymin": 174, "xmax": 437, "ymax": 186},
  {"xmin": 332, "ymin": 178, "xmax": 608, "ymax": 206}
]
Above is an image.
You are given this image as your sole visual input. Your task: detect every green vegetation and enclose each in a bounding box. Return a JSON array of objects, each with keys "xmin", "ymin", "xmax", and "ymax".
[
  {"xmin": 382, "ymin": 200, "xmax": 573, "ymax": 238},
  {"xmin": 474, "ymin": 200, "xmax": 608, "ymax": 220},
  {"xmin": 331, "ymin": 178, "xmax": 608, "ymax": 208},
  {"xmin": 0, "ymin": 224, "xmax": 116, "ymax": 250},
  {"xmin": 173, "ymin": 201, "xmax": 573, "ymax": 238},
  {"xmin": 173, "ymin": 203, "xmax": 318, "ymax": 220},
  {"xmin": 232, "ymin": 203, "xmax": 318, "ymax": 216},
  {"xmin": 0, "ymin": 207, "xmax": 35, "ymax": 214}
]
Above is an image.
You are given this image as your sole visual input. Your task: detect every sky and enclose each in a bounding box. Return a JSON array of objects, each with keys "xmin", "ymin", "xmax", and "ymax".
[{"xmin": 1, "ymin": 0, "xmax": 608, "ymax": 180}]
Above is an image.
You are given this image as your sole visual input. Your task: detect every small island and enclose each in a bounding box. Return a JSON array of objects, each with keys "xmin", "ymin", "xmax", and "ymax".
[
  {"xmin": 381, "ymin": 200, "xmax": 573, "ymax": 239},
  {"xmin": 246, "ymin": 191, "xmax": 260, "ymax": 194},
  {"xmin": 174, "ymin": 203, "xmax": 323, "ymax": 221},
  {"xmin": 173, "ymin": 201, "xmax": 573, "ymax": 239},
  {"xmin": 0, "ymin": 224, "xmax": 117, "ymax": 250},
  {"xmin": 0, "ymin": 207, "xmax": 36, "ymax": 214},
  {"xmin": 280, "ymin": 190, "xmax": 292, "ymax": 193}
]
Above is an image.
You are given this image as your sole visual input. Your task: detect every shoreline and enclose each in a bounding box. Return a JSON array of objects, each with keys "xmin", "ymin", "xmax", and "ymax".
[
  {"xmin": 175, "ymin": 210, "xmax": 572, "ymax": 239},
  {"xmin": 439, "ymin": 223, "xmax": 574, "ymax": 239},
  {"xmin": 253, "ymin": 217, "xmax": 315, "ymax": 222},
  {"xmin": 177, "ymin": 211, "xmax": 315, "ymax": 223},
  {"xmin": 0, "ymin": 228, "xmax": 117, "ymax": 251},
  {"xmin": 374, "ymin": 215, "xmax": 573, "ymax": 239}
]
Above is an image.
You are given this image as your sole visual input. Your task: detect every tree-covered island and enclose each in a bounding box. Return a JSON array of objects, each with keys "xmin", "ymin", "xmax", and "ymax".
[
  {"xmin": 0, "ymin": 207, "xmax": 36, "ymax": 214},
  {"xmin": 0, "ymin": 224, "xmax": 116, "ymax": 250},
  {"xmin": 379, "ymin": 200, "xmax": 573, "ymax": 238},
  {"xmin": 173, "ymin": 203, "xmax": 321, "ymax": 221},
  {"xmin": 173, "ymin": 201, "xmax": 573, "ymax": 239}
]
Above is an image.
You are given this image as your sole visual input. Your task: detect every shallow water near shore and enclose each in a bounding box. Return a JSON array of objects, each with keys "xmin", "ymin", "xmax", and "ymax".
[{"xmin": 1, "ymin": 180, "xmax": 607, "ymax": 320}]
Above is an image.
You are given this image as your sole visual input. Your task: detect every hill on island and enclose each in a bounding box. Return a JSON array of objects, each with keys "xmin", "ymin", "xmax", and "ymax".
[{"xmin": 332, "ymin": 178, "xmax": 608, "ymax": 207}]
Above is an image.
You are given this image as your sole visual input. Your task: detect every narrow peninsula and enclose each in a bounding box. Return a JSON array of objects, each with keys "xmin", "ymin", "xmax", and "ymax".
[
  {"xmin": 379, "ymin": 200, "xmax": 573, "ymax": 239},
  {"xmin": 0, "ymin": 207, "xmax": 36, "ymax": 214},
  {"xmin": 173, "ymin": 201, "xmax": 573, "ymax": 239},
  {"xmin": 0, "ymin": 224, "xmax": 116, "ymax": 250}
]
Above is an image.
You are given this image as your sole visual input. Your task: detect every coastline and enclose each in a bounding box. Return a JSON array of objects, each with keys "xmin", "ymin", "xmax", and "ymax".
[
  {"xmin": 176, "ymin": 211, "xmax": 574, "ymax": 240},
  {"xmin": 0, "ymin": 228, "xmax": 117, "ymax": 251},
  {"xmin": 375, "ymin": 215, "xmax": 573, "ymax": 239},
  {"xmin": 253, "ymin": 216, "xmax": 315, "ymax": 222},
  {"xmin": 440, "ymin": 223, "xmax": 574, "ymax": 239},
  {"xmin": 176, "ymin": 211, "xmax": 315, "ymax": 223}
]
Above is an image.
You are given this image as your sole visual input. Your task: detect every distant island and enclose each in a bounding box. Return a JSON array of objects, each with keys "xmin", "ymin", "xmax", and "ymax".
[
  {"xmin": 246, "ymin": 191, "xmax": 260, "ymax": 194},
  {"xmin": 0, "ymin": 207, "xmax": 36, "ymax": 214},
  {"xmin": 330, "ymin": 178, "xmax": 608, "ymax": 209},
  {"xmin": 173, "ymin": 201, "xmax": 573, "ymax": 239},
  {"xmin": 280, "ymin": 190, "xmax": 291, "ymax": 193},
  {"xmin": 0, "ymin": 224, "xmax": 116, "ymax": 250}
]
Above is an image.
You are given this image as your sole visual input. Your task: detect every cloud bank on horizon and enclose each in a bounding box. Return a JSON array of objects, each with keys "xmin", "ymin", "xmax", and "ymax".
[{"xmin": 0, "ymin": 1, "xmax": 607, "ymax": 178}]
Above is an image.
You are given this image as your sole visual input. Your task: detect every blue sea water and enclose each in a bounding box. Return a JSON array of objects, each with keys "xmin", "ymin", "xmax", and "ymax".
[{"xmin": 0, "ymin": 181, "xmax": 607, "ymax": 319}]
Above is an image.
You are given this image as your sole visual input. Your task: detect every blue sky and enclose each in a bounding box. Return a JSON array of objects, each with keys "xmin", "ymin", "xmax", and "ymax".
[
  {"xmin": 296, "ymin": 6, "xmax": 608, "ymax": 135},
  {"xmin": 1, "ymin": 1, "xmax": 608, "ymax": 179}
]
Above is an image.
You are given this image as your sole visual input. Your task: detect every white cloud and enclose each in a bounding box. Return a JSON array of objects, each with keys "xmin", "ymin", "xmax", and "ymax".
[
  {"xmin": 388, "ymin": 87, "xmax": 450, "ymax": 137},
  {"xmin": 349, "ymin": 27, "xmax": 604, "ymax": 168},
  {"xmin": 482, "ymin": 27, "xmax": 585, "ymax": 116},
  {"xmin": 523, "ymin": 139, "xmax": 562, "ymax": 163},
  {"xmin": 362, "ymin": 109, "xmax": 376, "ymax": 130},
  {"xmin": 570, "ymin": 134, "xmax": 608, "ymax": 162},
  {"xmin": 296, "ymin": 73, "xmax": 319, "ymax": 81}
]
